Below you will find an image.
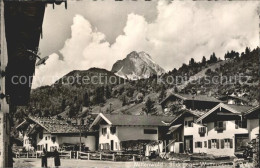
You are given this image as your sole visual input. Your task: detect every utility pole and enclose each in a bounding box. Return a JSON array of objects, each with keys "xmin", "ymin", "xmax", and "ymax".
[{"xmin": 0, "ymin": 0, "xmax": 10, "ymax": 166}]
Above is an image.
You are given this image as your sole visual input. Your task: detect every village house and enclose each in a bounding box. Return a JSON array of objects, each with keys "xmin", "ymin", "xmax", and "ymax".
[
  {"xmin": 218, "ymin": 95, "xmax": 249, "ymax": 106},
  {"xmin": 90, "ymin": 113, "xmax": 175, "ymax": 155},
  {"xmin": 243, "ymin": 105, "xmax": 259, "ymax": 140},
  {"xmin": 16, "ymin": 116, "xmax": 98, "ymax": 152},
  {"xmin": 196, "ymin": 103, "xmax": 256, "ymax": 156},
  {"xmin": 166, "ymin": 110, "xmax": 206, "ymax": 154},
  {"xmin": 160, "ymin": 93, "xmax": 222, "ymax": 113}
]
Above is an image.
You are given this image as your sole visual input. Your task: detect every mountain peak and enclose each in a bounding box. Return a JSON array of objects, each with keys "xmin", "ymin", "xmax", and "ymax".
[{"xmin": 111, "ymin": 51, "xmax": 165, "ymax": 80}]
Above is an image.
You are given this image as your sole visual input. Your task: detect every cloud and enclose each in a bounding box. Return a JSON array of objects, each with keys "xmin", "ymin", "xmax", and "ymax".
[{"xmin": 33, "ymin": 0, "xmax": 259, "ymax": 88}]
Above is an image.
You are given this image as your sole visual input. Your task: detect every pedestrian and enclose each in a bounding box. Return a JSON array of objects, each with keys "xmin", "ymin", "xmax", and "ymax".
[
  {"xmin": 54, "ymin": 148, "xmax": 60, "ymax": 168},
  {"xmin": 41, "ymin": 148, "xmax": 48, "ymax": 168}
]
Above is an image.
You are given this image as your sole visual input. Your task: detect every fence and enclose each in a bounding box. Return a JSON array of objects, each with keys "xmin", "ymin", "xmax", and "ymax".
[
  {"xmin": 15, "ymin": 151, "xmax": 142, "ymax": 162},
  {"xmin": 78, "ymin": 151, "xmax": 143, "ymax": 161}
]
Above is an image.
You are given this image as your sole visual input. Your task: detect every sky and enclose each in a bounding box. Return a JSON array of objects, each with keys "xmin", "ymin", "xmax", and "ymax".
[{"xmin": 33, "ymin": 0, "xmax": 260, "ymax": 88}]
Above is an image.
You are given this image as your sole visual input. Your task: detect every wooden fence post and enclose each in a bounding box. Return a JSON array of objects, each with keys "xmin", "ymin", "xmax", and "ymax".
[
  {"xmin": 133, "ymin": 155, "xmax": 135, "ymax": 162},
  {"xmin": 112, "ymin": 153, "xmax": 115, "ymax": 161},
  {"xmin": 27, "ymin": 152, "xmax": 29, "ymax": 158},
  {"xmin": 69, "ymin": 151, "xmax": 72, "ymax": 159},
  {"xmin": 100, "ymin": 153, "xmax": 102, "ymax": 160},
  {"xmin": 36, "ymin": 152, "xmax": 37, "ymax": 158},
  {"xmin": 87, "ymin": 153, "xmax": 90, "ymax": 160}
]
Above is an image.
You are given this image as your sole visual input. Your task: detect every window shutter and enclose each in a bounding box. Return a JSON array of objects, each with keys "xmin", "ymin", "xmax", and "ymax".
[
  {"xmin": 195, "ymin": 142, "xmax": 197, "ymax": 148},
  {"xmin": 208, "ymin": 140, "xmax": 211, "ymax": 149},
  {"xmin": 223, "ymin": 121, "xmax": 226, "ymax": 130},
  {"xmin": 185, "ymin": 121, "xmax": 188, "ymax": 127},
  {"xmin": 216, "ymin": 139, "xmax": 220, "ymax": 149},
  {"xmin": 214, "ymin": 121, "xmax": 217, "ymax": 130},
  {"xmin": 221, "ymin": 139, "xmax": 224, "ymax": 149},
  {"xmin": 230, "ymin": 139, "xmax": 233, "ymax": 148}
]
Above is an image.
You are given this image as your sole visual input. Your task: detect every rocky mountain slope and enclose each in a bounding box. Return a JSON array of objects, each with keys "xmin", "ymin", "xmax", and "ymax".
[{"xmin": 111, "ymin": 51, "xmax": 165, "ymax": 80}]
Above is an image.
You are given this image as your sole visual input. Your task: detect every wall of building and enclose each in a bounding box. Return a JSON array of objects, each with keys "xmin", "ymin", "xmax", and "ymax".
[
  {"xmin": 23, "ymin": 134, "xmax": 34, "ymax": 151},
  {"xmin": 247, "ymin": 119, "xmax": 259, "ymax": 140},
  {"xmin": 99, "ymin": 125, "xmax": 159, "ymax": 151},
  {"xmin": 36, "ymin": 132, "xmax": 59, "ymax": 152},
  {"xmin": 206, "ymin": 120, "xmax": 248, "ymax": 156},
  {"xmin": 192, "ymin": 123, "xmax": 207, "ymax": 154},
  {"xmin": 99, "ymin": 125, "xmax": 120, "ymax": 150},
  {"xmin": 57, "ymin": 135, "xmax": 96, "ymax": 151},
  {"xmin": 36, "ymin": 130, "xmax": 96, "ymax": 151}
]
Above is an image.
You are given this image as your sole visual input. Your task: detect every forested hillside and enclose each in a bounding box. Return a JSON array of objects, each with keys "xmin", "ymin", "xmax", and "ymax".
[{"xmin": 15, "ymin": 47, "xmax": 259, "ymax": 122}]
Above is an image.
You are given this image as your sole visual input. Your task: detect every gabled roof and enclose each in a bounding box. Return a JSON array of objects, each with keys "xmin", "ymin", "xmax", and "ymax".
[
  {"xmin": 18, "ymin": 116, "xmax": 83, "ymax": 134},
  {"xmin": 243, "ymin": 105, "xmax": 259, "ymax": 116},
  {"xmin": 160, "ymin": 93, "xmax": 221, "ymax": 105},
  {"xmin": 90, "ymin": 113, "xmax": 175, "ymax": 128},
  {"xmin": 196, "ymin": 103, "xmax": 254, "ymax": 122},
  {"xmin": 169, "ymin": 109, "xmax": 207, "ymax": 125},
  {"xmin": 218, "ymin": 95, "xmax": 248, "ymax": 103}
]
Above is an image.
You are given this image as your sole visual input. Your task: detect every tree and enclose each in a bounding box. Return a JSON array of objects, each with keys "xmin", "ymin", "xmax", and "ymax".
[
  {"xmin": 83, "ymin": 92, "xmax": 90, "ymax": 107},
  {"xmin": 169, "ymin": 104, "xmax": 186, "ymax": 116},
  {"xmin": 61, "ymin": 99, "xmax": 66, "ymax": 112},
  {"xmin": 202, "ymin": 56, "xmax": 206, "ymax": 66},
  {"xmin": 159, "ymin": 85, "xmax": 166, "ymax": 101},
  {"xmin": 189, "ymin": 58, "xmax": 195, "ymax": 66},
  {"xmin": 105, "ymin": 85, "xmax": 111, "ymax": 99},
  {"xmin": 141, "ymin": 97, "xmax": 157, "ymax": 115},
  {"xmin": 122, "ymin": 95, "xmax": 127, "ymax": 106}
]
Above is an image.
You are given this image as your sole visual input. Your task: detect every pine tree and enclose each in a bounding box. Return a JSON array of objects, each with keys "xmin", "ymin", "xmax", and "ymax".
[
  {"xmin": 202, "ymin": 56, "xmax": 206, "ymax": 66},
  {"xmin": 142, "ymin": 97, "xmax": 157, "ymax": 115}
]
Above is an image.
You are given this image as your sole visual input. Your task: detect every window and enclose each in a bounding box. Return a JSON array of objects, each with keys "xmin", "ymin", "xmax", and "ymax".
[
  {"xmin": 110, "ymin": 127, "xmax": 116, "ymax": 134},
  {"xmin": 45, "ymin": 136, "xmax": 47, "ymax": 140},
  {"xmin": 144, "ymin": 129, "xmax": 157, "ymax": 134},
  {"xmin": 184, "ymin": 120, "xmax": 193, "ymax": 127},
  {"xmin": 102, "ymin": 128, "xmax": 107, "ymax": 135},
  {"xmin": 235, "ymin": 120, "xmax": 247, "ymax": 129},
  {"xmin": 195, "ymin": 142, "xmax": 202, "ymax": 148},
  {"xmin": 214, "ymin": 121, "xmax": 226, "ymax": 132},
  {"xmin": 51, "ymin": 137, "xmax": 56, "ymax": 143},
  {"xmin": 39, "ymin": 132, "xmax": 43, "ymax": 139},
  {"xmin": 212, "ymin": 139, "xmax": 217, "ymax": 148},
  {"xmin": 204, "ymin": 141, "xmax": 207, "ymax": 148},
  {"xmin": 224, "ymin": 139, "xmax": 230, "ymax": 148}
]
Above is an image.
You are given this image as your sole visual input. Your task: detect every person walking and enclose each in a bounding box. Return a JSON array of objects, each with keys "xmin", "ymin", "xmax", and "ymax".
[
  {"xmin": 41, "ymin": 148, "xmax": 48, "ymax": 168},
  {"xmin": 54, "ymin": 149, "xmax": 60, "ymax": 168}
]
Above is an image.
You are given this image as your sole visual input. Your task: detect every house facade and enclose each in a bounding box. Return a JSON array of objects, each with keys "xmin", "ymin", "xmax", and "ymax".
[
  {"xmin": 167, "ymin": 110, "xmax": 206, "ymax": 154},
  {"xmin": 196, "ymin": 103, "xmax": 257, "ymax": 156},
  {"xmin": 90, "ymin": 113, "xmax": 174, "ymax": 155},
  {"xmin": 160, "ymin": 93, "xmax": 221, "ymax": 113},
  {"xmin": 17, "ymin": 116, "xmax": 97, "ymax": 152}
]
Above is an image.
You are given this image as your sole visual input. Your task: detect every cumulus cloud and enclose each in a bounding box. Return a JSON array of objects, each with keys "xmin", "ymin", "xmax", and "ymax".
[{"xmin": 33, "ymin": 0, "xmax": 259, "ymax": 88}]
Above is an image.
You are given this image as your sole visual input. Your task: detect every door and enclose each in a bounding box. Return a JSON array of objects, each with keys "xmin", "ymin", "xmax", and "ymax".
[
  {"xmin": 110, "ymin": 140, "xmax": 114, "ymax": 151},
  {"xmin": 184, "ymin": 136, "xmax": 193, "ymax": 153}
]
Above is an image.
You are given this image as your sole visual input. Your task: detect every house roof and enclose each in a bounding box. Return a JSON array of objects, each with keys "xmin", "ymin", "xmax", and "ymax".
[
  {"xmin": 90, "ymin": 113, "xmax": 175, "ymax": 128},
  {"xmin": 24, "ymin": 116, "xmax": 83, "ymax": 134},
  {"xmin": 169, "ymin": 109, "xmax": 207, "ymax": 125},
  {"xmin": 218, "ymin": 95, "xmax": 248, "ymax": 103},
  {"xmin": 160, "ymin": 93, "xmax": 221, "ymax": 105},
  {"xmin": 167, "ymin": 124, "xmax": 182, "ymax": 134},
  {"xmin": 244, "ymin": 105, "xmax": 259, "ymax": 116},
  {"xmin": 196, "ymin": 103, "xmax": 254, "ymax": 122}
]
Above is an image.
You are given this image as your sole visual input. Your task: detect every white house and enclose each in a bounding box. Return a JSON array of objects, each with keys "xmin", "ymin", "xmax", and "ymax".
[
  {"xmin": 243, "ymin": 105, "xmax": 259, "ymax": 140},
  {"xmin": 17, "ymin": 116, "xmax": 97, "ymax": 152},
  {"xmin": 166, "ymin": 110, "xmax": 206, "ymax": 154},
  {"xmin": 196, "ymin": 103, "xmax": 255, "ymax": 156},
  {"xmin": 90, "ymin": 113, "xmax": 175, "ymax": 155}
]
